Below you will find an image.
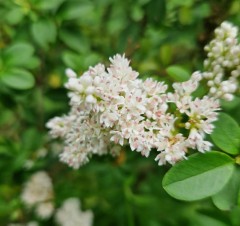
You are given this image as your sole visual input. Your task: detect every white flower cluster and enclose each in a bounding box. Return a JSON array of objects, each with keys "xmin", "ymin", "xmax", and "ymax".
[
  {"xmin": 21, "ymin": 171, "xmax": 54, "ymax": 219},
  {"xmin": 47, "ymin": 52, "xmax": 220, "ymax": 168},
  {"xmin": 20, "ymin": 174, "xmax": 94, "ymax": 225},
  {"xmin": 55, "ymin": 198, "xmax": 93, "ymax": 226},
  {"xmin": 46, "ymin": 108, "xmax": 120, "ymax": 169},
  {"xmin": 203, "ymin": 21, "xmax": 240, "ymax": 101}
]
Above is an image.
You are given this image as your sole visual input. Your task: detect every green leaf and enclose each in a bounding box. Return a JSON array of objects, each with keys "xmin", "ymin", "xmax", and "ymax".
[
  {"xmin": 162, "ymin": 151, "xmax": 234, "ymax": 201},
  {"xmin": 31, "ymin": 19, "xmax": 57, "ymax": 48},
  {"xmin": 62, "ymin": 51, "xmax": 100, "ymax": 70},
  {"xmin": 107, "ymin": 17, "xmax": 127, "ymax": 35},
  {"xmin": 59, "ymin": 30, "xmax": 90, "ymax": 53},
  {"xmin": 0, "ymin": 68, "xmax": 35, "ymax": 90},
  {"xmin": 5, "ymin": 42, "xmax": 34, "ymax": 67},
  {"xmin": 61, "ymin": 2, "xmax": 94, "ymax": 21},
  {"xmin": 211, "ymin": 113, "xmax": 240, "ymax": 155},
  {"xmin": 212, "ymin": 167, "xmax": 240, "ymax": 210},
  {"xmin": 221, "ymin": 97, "xmax": 240, "ymax": 110},
  {"xmin": 5, "ymin": 7, "xmax": 24, "ymax": 25},
  {"xmin": 131, "ymin": 5, "xmax": 144, "ymax": 22},
  {"xmin": 36, "ymin": 0, "xmax": 65, "ymax": 10},
  {"xmin": 62, "ymin": 51, "xmax": 83, "ymax": 70},
  {"xmin": 166, "ymin": 65, "xmax": 190, "ymax": 82}
]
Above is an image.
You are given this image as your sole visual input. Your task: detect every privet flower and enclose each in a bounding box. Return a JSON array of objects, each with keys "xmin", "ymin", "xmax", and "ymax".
[
  {"xmin": 203, "ymin": 21, "xmax": 240, "ymax": 101},
  {"xmin": 47, "ymin": 21, "xmax": 240, "ymax": 169},
  {"xmin": 55, "ymin": 198, "xmax": 93, "ymax": 226},
  {"xmin": 21, "ymin": 171, "xmax": 54, "ymax": 219},
  {"xmin": 47, "ymin": 51, "xmax": 221, "ymax": 168}
]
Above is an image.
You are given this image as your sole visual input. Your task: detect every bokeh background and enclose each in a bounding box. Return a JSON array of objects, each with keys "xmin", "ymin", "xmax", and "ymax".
[{"xmin": 1, "ymin": 0, "xmax": 240, "ymax": 225}]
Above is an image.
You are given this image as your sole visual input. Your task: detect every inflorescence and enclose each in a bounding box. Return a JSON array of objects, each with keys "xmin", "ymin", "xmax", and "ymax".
[{"xmin": 47, "ymin": 21, "xmax": 239, "ymax": 169}]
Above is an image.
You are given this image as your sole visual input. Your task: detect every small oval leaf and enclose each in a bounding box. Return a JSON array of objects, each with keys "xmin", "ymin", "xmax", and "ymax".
[
  {"xmin": 162, "ymin": 151, "xmax": 234, "ymax": 201},
  {"xmin": 211, "ymin": 113, "xmax": 240, "ymax": 155},
  {"xmin": 31, "ymin": 19, "xmax": 57, "ymax": 48},
  {"xmin": 5, "ymin": 42, "xmax": 34, "ymax": 67},
  {"xmin": 1, "ymin": 69, "xmax": 35, "ymax": 90},
  {"xmin": 166, "ymin": 65, "xmax": 190, "ymax": 82}
]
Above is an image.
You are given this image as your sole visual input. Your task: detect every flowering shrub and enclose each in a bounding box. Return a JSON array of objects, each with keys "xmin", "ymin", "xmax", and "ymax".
[
  {"xmin": 1, "ymin": 0, "xmax": 240, "ymax": 226},
  {"xmin": 47, "ymin": 22, "xmax": 237, "ymax": 169}
]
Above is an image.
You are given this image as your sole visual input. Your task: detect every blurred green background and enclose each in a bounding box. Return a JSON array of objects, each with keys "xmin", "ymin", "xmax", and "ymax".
[{"xmin": 1, "ymin": 0, "xmax": 240, "ymax": 225}]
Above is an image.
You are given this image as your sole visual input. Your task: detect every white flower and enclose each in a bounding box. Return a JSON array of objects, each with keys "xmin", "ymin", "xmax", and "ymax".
[
  {"xmin": 21, "ymin": 171, "xmax": 54, "ymax": 219},
  {"xmin": 172, "ymin": 71, "xmax": 202, "ymax": 97},
  {"xmin": 55, "ymin": 198, "xmax": 93, "ymax": 226},
  {"xmin": 203, "ymin": 21, "xmax": 240, "ymax": 100},
  {"xmin": 47, "ymin": 50, "xmax": 223, "ymax": 168},
  {"xmin": 35, "ymin": 202, "xmax": 55, "ymax": 219},
  {"xmin": 54, "ymin": 110, "xmax": 116, "ymax": 169},
  {"xmin": 109, "ymin": 54, "xmax": 139, "ymax": 82},
  {"xmin": 143, "ymin": 78, "xmax": 167, "ymax": 96},
  {"xmin": 46, "ymin": 116, "xmax": 74, "ymax": 138},
  {"xmin": 60, "ymin": 145, "xmax": 90, "ymax": 169},
  {"xmin": 155, "ymin": 128, "xmax": 188, "ymax": 165},
  {"xmin": 187, "ymin": 128, "xmax": 212, "ymax": 153},
  {"xmin": 65, "ymin": 68, "xmax": 77, "ymax": 78}
]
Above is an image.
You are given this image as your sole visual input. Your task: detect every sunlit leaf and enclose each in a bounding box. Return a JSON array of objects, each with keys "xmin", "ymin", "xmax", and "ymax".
[
  {"xmin": 162, "ymin": 151, "xmax": 235, "ymax": 201},
  {"xmin": 211, "ymin": 113, "xmax": 240, "ymax": 155}
]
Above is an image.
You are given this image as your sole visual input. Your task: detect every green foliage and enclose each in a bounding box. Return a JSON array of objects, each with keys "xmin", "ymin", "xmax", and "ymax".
[
  {"xmin": 0, "ymin": 42, "xmax": 37, "ymax": 89},
  {"xmin": 0, "ymin": 0, "xmax": 240, "ymax": 225}
]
